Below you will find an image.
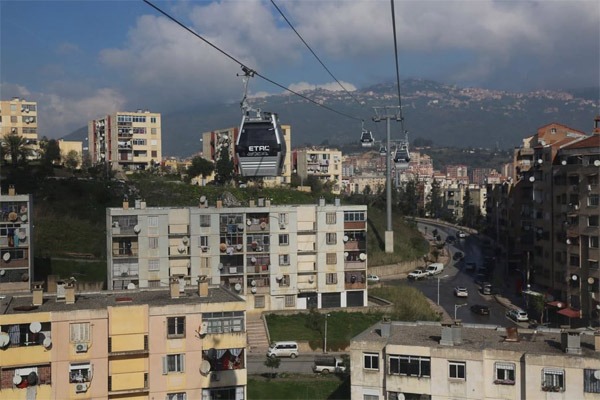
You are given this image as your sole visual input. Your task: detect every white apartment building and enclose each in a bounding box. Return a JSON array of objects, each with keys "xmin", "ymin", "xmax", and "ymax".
[
  {"xmin": 107, "ymin": 198, "xmax": 368, "ymax": 311},
  {"xmin": 296, "ymin": 147, "xmax": 343, "ymax": 194},
  {"xmin": 0, "ymin": 97, "xmax": 40, "ymax": 159},
  {"xmin": 351, "ymin": 320, "xmax": 600, "ymax": 400},
  {"xmin": 88, "ymin": 110, "xmax": 162, "ymax": 172},
  {"xmin": 0, "ymin": 186, "xmax": 33, "ymax": 293}
]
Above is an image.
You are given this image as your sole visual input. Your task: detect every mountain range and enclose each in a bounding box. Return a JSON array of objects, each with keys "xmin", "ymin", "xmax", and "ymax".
[{"xmin": 65, "ymin": 79, "xmax": 599, "ymax": 158}]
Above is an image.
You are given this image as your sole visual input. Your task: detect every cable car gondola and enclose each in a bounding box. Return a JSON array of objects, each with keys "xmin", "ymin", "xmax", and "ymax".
[
  {"xmin": 360, "ymin": 129, "xmax": 374, "ymax": 148},
  {"xmin": 379, "ymin": 145, "xmax": 387, "ymax": 156},
  {"xmin": 394, "ymin": 143, "xmax": 411, "ymax": 170},
  {"xmin": 236, "ymin": 109, "xmax": 286, "ymax": 177},
  {"xmin": 235, "ymin": 67, "xmax": 286, "ymax": 177}
]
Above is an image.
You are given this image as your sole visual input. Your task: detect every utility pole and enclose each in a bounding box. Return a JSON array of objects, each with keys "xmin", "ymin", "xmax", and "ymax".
[{"xmin": 373, "ymin": 106, "xmax": 403, "ymax": 253}]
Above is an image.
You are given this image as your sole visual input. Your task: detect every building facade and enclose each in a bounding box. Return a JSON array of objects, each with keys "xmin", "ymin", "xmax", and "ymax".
[
  {"xmin": 351, "ymin": 320, "xmax": 600, "ymax": 400},
  {"xmin": 106, "ymin": 198, "xmax": 368, "ymax": 311},
  {"xmin": 295, "ymin": 148, "xmax": 343, "ymax": 194},
  {"xmin": 88, "ymin": 110, "xmax": 162, "ymax": 172},
  {"xmin": 0, "ymin": 97, "xmax": 40, "ymax": 159},
  {"xmin": 0, "ymin": 186, "xmax": 33, "ymax": 293},
  {"xmin": 0, "ymin": 283, "xmax": 246, "ymax": 399}
]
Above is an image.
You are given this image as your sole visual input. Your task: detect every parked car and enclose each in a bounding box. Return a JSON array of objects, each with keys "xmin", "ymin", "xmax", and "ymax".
[
  {"xmin": 267, "ymin": 341, "xmax": 299, "ymax": 358},
  {"xmin": 407, "ymin": 268, "xmax": 429, "ymax": 280},
  {"xmin": 456, "ymin": 230, "xmax": 467, "ymax": 238},
  {"xmin": 474, "ymin": 273, "xmax": 487, "ymax": 286},
  {"xmin": 452, "ymin": 251, "xmax": 464, "ymax": 261},
  {"xmin": 454, "ymin": 287, "xmax": 469, "ymax": 297},
  {"xmin": 425, "ymin": 263, "xmax": 444, "ymax": 276},
  {"xmin": 367, "ymin": 274, "xmax": 380, "ymax": 283},
  {"xmin": 470, "ymin": 304, "xmax": 490, "ymax": 315},
  {"xmin": 506, "ymin": 308, "xmax": 529, "ymax": 322},
  {"xmin": 313, "ymin": 356, "xmax": 346, "ymax": 374}
]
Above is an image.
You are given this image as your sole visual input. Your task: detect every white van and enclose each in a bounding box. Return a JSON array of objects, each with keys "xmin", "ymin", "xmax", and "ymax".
[
  {"xmin": 267, "ymin": 341, "xmax": 299, "ymax": 358},
  {"xmin": 426, "ymin": 263, "xmax": 444, "ymax": 276}
]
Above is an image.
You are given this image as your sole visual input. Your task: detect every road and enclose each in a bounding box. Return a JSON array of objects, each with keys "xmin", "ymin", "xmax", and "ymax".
[
  {"xmin": 390, "ymin": 222, "xmax": 527, "ymax": 328},
  {"xmin": 247, "ymin": 354, "xmax": 319, "ymax": 375}
]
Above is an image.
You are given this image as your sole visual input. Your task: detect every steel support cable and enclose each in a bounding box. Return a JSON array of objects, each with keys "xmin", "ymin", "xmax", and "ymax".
[
  {"xmin": 390, "ymin": 0, "xmax": 408, "ymax": 136},
  {"xmin": 143, "ymin": 0, "xmax": 361, "ymax": 121}
]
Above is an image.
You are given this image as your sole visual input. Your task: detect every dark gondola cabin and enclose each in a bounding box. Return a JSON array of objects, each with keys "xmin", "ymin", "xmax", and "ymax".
[
  {"xmin": 360, "ymin": 130, "xmax": 374, "ymax": 148},
  {"xmin": 236, "ymin": 110, "xmax": 286, "ymax": 177},
  {"xmin": 394, "ymin": 144, "xmax": 411, "ymax": 169}
]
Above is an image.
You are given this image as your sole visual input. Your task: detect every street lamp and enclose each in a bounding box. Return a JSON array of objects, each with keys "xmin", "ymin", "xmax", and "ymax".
[
  {"xmin": 323, "ymin": 313, "xmax": 331, "ymax": 353},
  {"xmin": 437, "ymin": 274, "xmax": 449, "ymax": 305},
  {"xmin": 454, "ymin": 303, "xmax": 466, "ymax": 320}
]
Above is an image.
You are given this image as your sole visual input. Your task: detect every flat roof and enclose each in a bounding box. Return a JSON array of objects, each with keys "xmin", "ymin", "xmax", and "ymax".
[{"xmin": 353, "ymin": 321, "xmax": 600, "ymax": 358}]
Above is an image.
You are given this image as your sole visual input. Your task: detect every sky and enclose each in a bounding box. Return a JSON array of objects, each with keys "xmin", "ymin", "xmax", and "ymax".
[{"xmin": 1, "ymin": 0, "xmax": 599, "ymax": 139}]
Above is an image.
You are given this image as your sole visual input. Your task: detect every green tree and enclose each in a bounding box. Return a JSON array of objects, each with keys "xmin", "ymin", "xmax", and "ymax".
[
  {"xmin": 426, "ymin": 179, "xmax": 443, "ymax": 218},
  {"xmin": 64, "ymin": 150, "xmax": 80, "ymax": 173},
  {"xmin": 41, "ymin": 138, "xmax": 61, "ymax": 166},
  {"xmin": 186, "ymin": 156, "xmax": 214, "ymax": 183},
  {"xmin": 2, "ymin": 133, "xmax": 32, "ymax": 167},
  {"xmin": 398, "ymin": 180, "xmax": 419, "ymax": 216},
  {"xmin": 263, "ymin": 356, "xmax": 281, "ymax": 379},
  {"xmin": 215, "ymin": 147, "xmax": 235, "ymax": 184}
]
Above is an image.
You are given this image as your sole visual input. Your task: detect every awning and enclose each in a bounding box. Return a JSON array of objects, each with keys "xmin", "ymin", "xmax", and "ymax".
[
  {"xmin": 557, "ymin": 307, "xmax": 581, "ymax": 319},
  {"xmin": 546, "ymin": 301, "xmax": 564, "ymax": 308}
]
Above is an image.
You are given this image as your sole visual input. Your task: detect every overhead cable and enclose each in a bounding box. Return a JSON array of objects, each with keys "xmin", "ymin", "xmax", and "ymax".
[
  {"xmin": 390, "ymin": 0, "xmax": 408, "ymax": 136},
  {"xmin": 143, "ymin": 0, "xmax": 361, "ymax": 121}
]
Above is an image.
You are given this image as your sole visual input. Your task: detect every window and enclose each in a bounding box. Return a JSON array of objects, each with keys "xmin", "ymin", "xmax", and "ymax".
[
  {"xmin": 279, "ymin": 254, "xmax": 290, "ymax": 266},
  {"xmin": 326, "ymin": 253, "xmax": 337, "ymax": 265},
  {"xmin": 167, "ymin": 317, "xmax": 185, "ymax": 338},
  {"xmin": 10, "ymin": 116, "xmax": 17, "ymax": 123},
  {"xmin": 149, "ymin": 280, "xmax": 161, "ymax": 288},
  {"xmin": 69, "ymin": 363, "xmax": 92, "ymax": 383},
  {"xmin": 148, "ymin": 259, "xmax": 160, "ymax": 271},
  {"xmin": 326, "ymin": 273, "xmax": 338, "ymax": 284},
  {"xmin": 279, "ymin": 234, "xmax": 289, "ymax": 246},
  {"xmin": 163, "ymin": 354, "xmax": 185, "ymax": 374},
  {"xmin": 389, "ymin": 355, "xmax": 431, "ymax": 377},
  {"xmin": 254, "ymin": 295, "xmax": 265, "ymax": 308},
  {"xmin": 570, "ymin": 254, "xmax": 580, "ymax": 266},
  {"xmin": 285, "ymin": 295, "xmax": 295, "ymax": 307},
  {"xmin": 199, "ymin": 236, "xmax": 209, "ymax": 249},
  {"xmin": 590, "ymin": 236, "xmax": 599, "ymax": 248},
  {"xmin": 149, "ymin": 237, "xmax": 159, "ymax": 249},
  {"xmin": 449, "ymin": 361, "xmax": 466, "ymax": 379},
  {"xmin": 589, "ymin": 215, "xmax": 599, "ymax": 227},
  {"xmin": 584, "ymin": 368, "xmax": 600, "ymax": 393},
  {"xmin": 363, "ymin": 353, "xmax": 379, "ymax": 370},
  {"xmin": 279, "ymin": 275, "xmax": 290, "ymax": 287},
  {"xmin": 589, "ymin": 194, "xmax": 599, "ymax": 206},
  {"xmin": 151, "ymin": 128, "xmax": 157, "ymax": 134},
  {"xmin": 151, "ymin": 117, "xmax": 157, "ymax": 123},
  {"xmin": 167, "ymin": 393, "xmax": 186, "ymax": 400},
  {"xmin": 326, "ymin": 233, "xmax": 337, "ymax": 244},
  {"xmin": 151, "ymin": 151, "xmax": 157, "ymax": 158},
  {"xmin": 542, "ymin": 368, "xmax": 564, "ymax": 392},
  {"xmin": 70, "ymin": 323, "xmax": 90, "ymax": 342},
  {"xmin": 199, "ymin": 215, "xmax": 211, "ymax": 227},
  {"xmin": 494, "ymin": 362, "xmax": 515, "ymax": 384},
  {"xmin": 590, "ymin": 259, "xmax": 599, "ymax": 269},
  {"xmin": 326, "ymin": 212, "xmax": 336, "ymax": 224},
  {"xmin": 344, "ymin": 211, "xmax": 366, "ymax": 222},
  {"xmin": 278, "ymin": 213, "xmax": 288, "ymax": 225},
  {"xmin": 202, "ymin": 312, "xmax": 244, "ymax": 334}
]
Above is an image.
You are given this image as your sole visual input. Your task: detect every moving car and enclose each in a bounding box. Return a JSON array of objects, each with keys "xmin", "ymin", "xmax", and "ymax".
[
  {"xmin": 456, "ymin": 230, "xmax": 467, "ymax": 238},
  {"xmin": 367, "ymin": 274, "xmax": 380, "ymax": 283},
  {"xmin": 454, "ymin": 287, "xmax": 469, "ymax": 297},
  {"xmin": 452, "ymin": 251, "xmax": 464, "ymax": 261},
  {"xmin": 425, "ymin": 263, "xmax": 444, "ymax": 276},
  {"xmin": 407, "ymin": 268, "xmax": 428, "ymax": 280},
  {"xmin": 481, "ymin": 282, "xmax": 493, "ymax": 295},
  {"xmin": 470, "ymin": 304, "xmax": 490, "ymax": 315},
  {"xmin": 506, "ymin": 308, "xmax": 529, "ymax": 322}
]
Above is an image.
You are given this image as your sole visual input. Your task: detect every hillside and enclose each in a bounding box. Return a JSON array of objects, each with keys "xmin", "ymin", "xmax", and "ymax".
[{"xmin": 63, "ymin": 79, "xmax": 599, "ymax": 157}]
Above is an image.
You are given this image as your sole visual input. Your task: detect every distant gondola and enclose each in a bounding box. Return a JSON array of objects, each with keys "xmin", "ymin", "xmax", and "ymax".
[
  {"xmin": 236, "ymin": 109, "xmax": 286, "ymax": 177},
  {"xmin": 394, "ymin": 143, "xmax": 411, "ymax": 169},
  {"xmin": 360, "ymin": 129, "xmax": 374, "ymax": 147},
  {"xmin": 379, "ymin": 145, "xmax": 387, "ymax": 156}
]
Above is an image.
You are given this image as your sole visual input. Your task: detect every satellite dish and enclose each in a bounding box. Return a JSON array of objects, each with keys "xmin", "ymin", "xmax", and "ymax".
[
  {"xmin": 537, "ymin": 159, "xmax": 543, "ymax": 164},
  {"xmin": 218, "ymin": 263, "xmax": 224, "ymax": 270},
  {"xmin": 20, "ymin": 215, "xmax": 27, "ymax": 222},
  {"xmin": 343, "ymin": 235, "xmax": 349, "ymax": 242},
  {"xmin": 588, "ymin": 277, "xmax": 595, "ymax": 285},
  {"xmin": 260, "ymin": 222, "xmax": 267, "ymax": 230},
  {"xmin": 0, "ymin": 269, "xmax": 5, "ymax": 276},
  {"xmin": 251, "ymin": 280, "xmax": 256, "ymax": 287},
  {"xmin": 237, "ymin": 224, "xmax": 244, "ymax": 231},
  {"xmin": 561, "ymin": 160, "xmax": 567, "ymax": 165},
  {"xmin": 0, "ymin": 332, "xmax": 10, "ymax": 347},
  {"xmin": 200, "ymin": 360, "xmax": 211, "ymax": 375},
  {"xmin": 199, "ymin": 195, "xmax": 207, "ymax": 203},
  {"xmin": 594, "ymin": 370, "xmax": 600, "ymax": 380},
  {"xmin": 29, "ymin": 321, "xmax": 42, "ymax": 333},
  {"xmin": 251, "ymin": 287, "xmax": 257, "ymax": 294},
  {"xmin": 308, "ymin": 276, "xmax": 315, "ymax": 283},
  {"xmin": 344, "ymin": 252, "xmax": 349, "ymax": 259},
  {"xmin": 17, "ymin": 231, "xmax": 26, "ymax": 240},
  {"xmin": 127, "ymin": 282, "xmax": 136, "ymax": 290},
  {"xmin": 529, "ymin": 176, "xmax": 535, "ymax": 182},
  {"xmin": 246, "ymin": 219, "xmax": 252, "ymax": 226},
  {"xmin": 234, "ymin": 283, "xmax": 242, "ymax": 292},
  {"xmin": 178, "ymin": 245, "xmax": 186, "ymax": 253},
  {"xmin": 251, "ymin": 257, "xmax": 257, "ymax": 264},
  {"xmin": 236, "ymin": 244, "xmax": 243, "ymax": 251},
  {"xmin": 359, "ymin": 253, "xmax": 367, "ymax": 261},
  {"xmin": 594, "ymin": 160, "xmax": 600, "ymax": 167},
  {"xmin": 13, "ymin": 375, "xmax": 23, "ymax": 385},
  {"xmin": 43, "ymin": 337, "xmax": 52, "ymax": 349},
  {"xmin": 276, "ymin": 275, "xmax": 283, "ymax": 281},
  {"xmin": 133, "ymin": 225, "xmax": 141, "ymax": 234},
  {"xmin": 182, "ymin": 236, "xmax": 189, "ymax": 244},
  {"xmin": 572, "ymin": 274, "xmax": 578, "ymax": 281},
  {"xmin": 3, "ymin": 253, "xmax": 11, "ymax": 262}
]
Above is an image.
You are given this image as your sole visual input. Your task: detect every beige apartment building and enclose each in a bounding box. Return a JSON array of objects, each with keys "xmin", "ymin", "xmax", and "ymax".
[
  {"xmin": 57, "ymin": 139, "xmax": 83, "ymax": 168},
  {"xmin": 295, "ymin": 147, "xmax": 343, "ymax": 194},
  {"xmin": 0, "ymin": 186, "xmax": 33, "ymax": 293},
  {"xmin": 88, "ymin": 110, "xmax": 162, "ymax": 172},
  {"xmin": 106, "ymin": 198, "xmax": 368, "ymax": 311},
  {"xmin": 200, "ymin": 125, "xmax": 292, "ymax": 186},
  {"xmin": 0, "ymin": 97, "xmax": 40, "ymax": 159},
  {"xmin": 0, "ymin": 282, "xmax": 246, "ymax": 400},
  {"xmin": 351, "ymin": 320, "xmax": 600, "ymax": 400}
]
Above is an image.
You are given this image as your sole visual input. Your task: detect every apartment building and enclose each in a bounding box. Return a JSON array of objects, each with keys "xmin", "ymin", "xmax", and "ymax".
[
  {"xmin": 0, "ymin": 282, "xmax": 246, "ymax": 399},
  {"xmin": 88, "ymin": 110, "xmax": 162, "ymax": 172},
  {"xmin": 295, "ymin": 147, "xmax": 343, "ymax": 194},
  {"xmin": 0, "ymin": 186, "xmax": 33, "ymax": 293},
  {"xmin": 57, "ymin": 139, "xmax": 83, "ymax": 168},
  {"xmin": 200, "ymin": 125, "xmax": 292, "ymax": 186},
  {"xmin": 343, "ymin": 174, "xmax": 386, "ymax": 195},
  {"xmin": 0, "ymin": 97, "xmax": 40, "ymax": 159},
  {"xmin": 351, "ymin": 320, "xmax": 600, "ymax": 400},
  {"xmin": 106, "ymin": 198, "xmax": 368, "ymax": 311}
]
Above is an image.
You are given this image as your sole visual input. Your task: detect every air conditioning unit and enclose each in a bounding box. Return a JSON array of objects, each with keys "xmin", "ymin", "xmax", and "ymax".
[
  {"xmin": 279, "ymin": 223, "xmax": 286, "ymax": 230},
  {"xmin": 75, "ymin": 382, "xmax": 89, "ymax": 393},
  {"xmin": 75, "ymin": 342, "xmax": 88, "ymax": 353},
  {"xmin": 201, "ymin": 246, "xmax": 209, "ymax": 252}
]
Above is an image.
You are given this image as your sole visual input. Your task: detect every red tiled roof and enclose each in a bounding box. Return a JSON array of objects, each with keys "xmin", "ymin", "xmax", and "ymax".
[{"xmin": 563, "ymin": 134, "xmax": 600, "ymax": 150}]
